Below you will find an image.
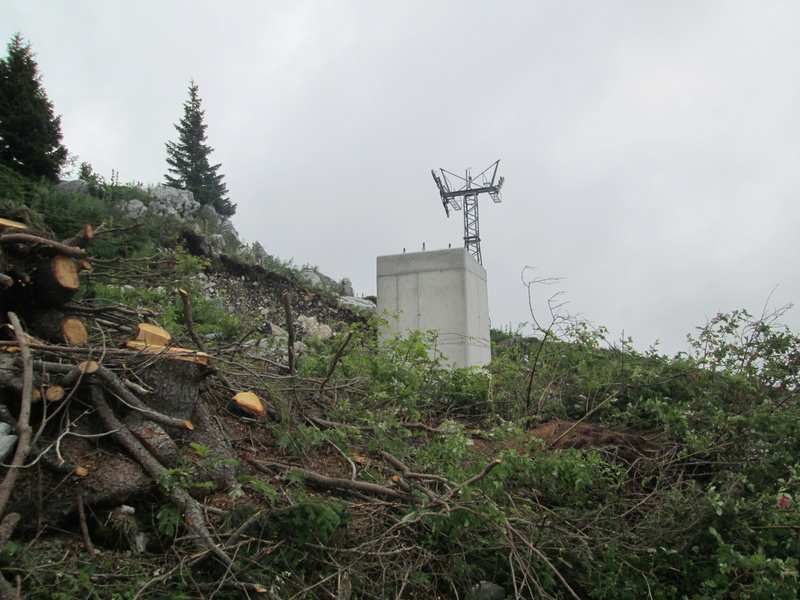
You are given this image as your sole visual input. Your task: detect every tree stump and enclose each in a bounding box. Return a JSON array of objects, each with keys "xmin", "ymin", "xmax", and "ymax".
[{"xmin": 128, "ymin": 355, "xmax": 235, "ymax": 491}]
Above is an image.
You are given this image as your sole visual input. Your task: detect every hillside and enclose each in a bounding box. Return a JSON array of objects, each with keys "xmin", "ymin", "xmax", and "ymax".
[{"xmin": 0, "ymin": 178, "xmax": 797, "ymax": 599}]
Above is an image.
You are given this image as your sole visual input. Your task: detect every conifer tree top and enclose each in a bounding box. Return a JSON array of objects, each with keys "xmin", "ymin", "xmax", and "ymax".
[
  {"xmin": 0, "ymin": 33, "xmax": 68, "ymax": 182},
  {"xmin": 165, "ymin": 80, "xmax": 234, "ymax": 217}
]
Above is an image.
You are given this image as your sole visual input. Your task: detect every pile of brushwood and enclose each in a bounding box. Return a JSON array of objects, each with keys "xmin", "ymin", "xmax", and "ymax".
[{"xmin": 0, "ymin": 190, "xmax": 798, "ymax": 599}]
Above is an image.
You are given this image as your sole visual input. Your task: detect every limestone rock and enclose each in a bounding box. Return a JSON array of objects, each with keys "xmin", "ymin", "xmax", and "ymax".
[
  {"xmin": 297, "ymin": 314, "xmax": 333, "ymax": 340},
  {"xmin": 300, "ymin": 269, "xmax": 325, "ymax": 288},
  {"xmin": 148, "ymin": 186, "xmax": 200, "ymax": 218},
  {"xmin": 123, "ymin": 199, "xmax": 147, "ymax": 218},
  {"xmin": 338, "ymin": 296, "xmax": 377, "ymax": 314}
]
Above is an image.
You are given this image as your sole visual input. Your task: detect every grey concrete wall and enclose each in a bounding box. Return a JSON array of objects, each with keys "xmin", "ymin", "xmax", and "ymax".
[{"xmin": 376, "ymin": 248, "xmax": 491, "ymax": 367}]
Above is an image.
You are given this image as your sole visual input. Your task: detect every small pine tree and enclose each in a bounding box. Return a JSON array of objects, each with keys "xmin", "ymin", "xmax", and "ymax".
[
  {"xmin": 164, "ymin": 81, "xmax": 235, "ymax": 217},
  {"xmin": 0, "ymin": 33, "xmax": 68, "ymax": 182}
]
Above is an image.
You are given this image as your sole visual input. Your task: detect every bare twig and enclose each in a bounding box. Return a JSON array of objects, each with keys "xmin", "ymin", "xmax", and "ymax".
[
  {"xmin": 75, "ymin": 489, "xmax": 96, "ymax": 557},
  {"xmin": 248, "ymin": 457, "xmax": 410, "ymax": 501},
  {"xmin": 319, "ymin": 330, "xmax": 354, "ymax": 392},
  {"xmin": 175, "ymin": 288, "xmax": 207, "ymax": 354}
]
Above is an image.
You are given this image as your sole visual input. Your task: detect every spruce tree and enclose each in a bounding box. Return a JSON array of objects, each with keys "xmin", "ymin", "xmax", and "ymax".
[
  {"xmin": 0, "ymin": 33, "xmax": 67, "ymax": 182},
  {"xmin": 165, "ymin": 81, "xmax": 234, "ymax": 217}
]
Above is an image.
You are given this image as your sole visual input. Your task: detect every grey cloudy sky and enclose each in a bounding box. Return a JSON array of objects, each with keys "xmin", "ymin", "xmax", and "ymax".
[{"xmin": 3, "ymin": 1, "xmax": 799, "ymax": 355}]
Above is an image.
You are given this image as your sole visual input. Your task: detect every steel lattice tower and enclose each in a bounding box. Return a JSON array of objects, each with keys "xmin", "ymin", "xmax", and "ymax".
[{"xmin": 432, "ymin": 160, "xmax": 504, "ymax": 265}]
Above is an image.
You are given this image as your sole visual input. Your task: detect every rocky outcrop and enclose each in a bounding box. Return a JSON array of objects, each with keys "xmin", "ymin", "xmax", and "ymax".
[
  {"xmin": 338, "ymin": 296, "xmax": 377, "ymax": 314},
  {"xmin": 147, "ymin": 186, "xmax": 200, "ymax": 218}
]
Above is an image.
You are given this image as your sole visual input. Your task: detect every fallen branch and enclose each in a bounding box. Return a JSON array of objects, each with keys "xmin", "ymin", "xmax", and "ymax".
[
  {"xmin": 248, "ymin": 457, "xmax": 410, "ymax": 501},
  {"xmin": 378, "ymin": 451, "xmax": 451, "ymax": 484},
  {"xmin": 0, "ymin": 232, "xmax": 88, "ymax": 259},
  {"xmin": 75, "ymin": 489, "xmax": 96, "ymax": 557},
  {"xmin": 0, "ymin": 313, "xmax": 35, "ymax": 517},
  {"xmin": 447, "ymin": 459, "xmax": 503, "ymax": 499},
  {"xmin": 61, "ymin": 224, "xmax": 94, "ymax": 249}
]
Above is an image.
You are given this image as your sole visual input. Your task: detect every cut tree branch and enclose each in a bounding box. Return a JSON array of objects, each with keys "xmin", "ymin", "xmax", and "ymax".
[
  {"xmin": 0, "ymin": 232, "xmax": 88, "ymax": 259},
  {"xmin": 248, "ymin": 458, "xmax": 410, "ymax": 501},
  {"xmin": 0, "ymin": 313, "xmax": 35, "ymax": 517}
]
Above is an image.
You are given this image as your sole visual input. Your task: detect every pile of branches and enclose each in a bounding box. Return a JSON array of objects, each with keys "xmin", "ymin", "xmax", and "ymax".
[{"xmin": 0, "ymin": 217, "xmax": 728, "ymax": 600}]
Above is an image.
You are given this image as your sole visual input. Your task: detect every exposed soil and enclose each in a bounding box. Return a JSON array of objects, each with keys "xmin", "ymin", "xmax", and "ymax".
[{"xmin": 468, "ymin": 418, "xmax": 669, "ymax": 466}]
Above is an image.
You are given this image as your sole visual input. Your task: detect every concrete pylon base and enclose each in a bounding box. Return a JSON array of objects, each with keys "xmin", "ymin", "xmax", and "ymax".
[{"xmin": 376, "ymin": 248, "xmax": 491, "ymax": 368}]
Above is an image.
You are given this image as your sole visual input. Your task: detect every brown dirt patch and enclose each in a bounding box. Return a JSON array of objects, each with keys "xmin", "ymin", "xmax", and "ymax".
[
  {"xmin": 529, "ymin": 419, "xmax": 667, "ymax": 463},
  {"xmin": 467, "ymin": 419, "xmax": 669, "ymax": 466}
]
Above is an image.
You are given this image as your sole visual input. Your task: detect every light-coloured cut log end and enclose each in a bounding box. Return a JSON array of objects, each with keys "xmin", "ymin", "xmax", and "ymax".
[
  {"xmin": 135, "ymin": 323, "xmax": 173, "ymax": 347},
  {"xmin": 124, "ymin": 340, "xmax": 210, "ymax": 365},
  {"xmin": 63, "ymin": 317, "xmax": 88, "ymax": 345},
  {"xmin": 78, "ymin": 360, "xmax": 101, "ymax": 374},
  {"xmin": 52, "ymin": 255, "xmax": 80, "ymax": 291},
  {"xmin": 0, "ymin": 218, "xmax": 28, "ymax": 232},
  {"xmin": 45, "ymin": 385, "xmax": 66, "ymax": 402},
  {"xmin": 233, "ymin": 392, "xmax": 266, "ymax": 417}
]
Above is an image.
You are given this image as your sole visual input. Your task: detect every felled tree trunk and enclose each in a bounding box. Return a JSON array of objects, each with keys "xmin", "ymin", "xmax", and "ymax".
[
  {"xmin": 26, "ymin": 310, "xmax": 88, "ymax": 345},
  {"xmin": 25, "ymin": 255, "xmax": 81, "ymax": 308}
]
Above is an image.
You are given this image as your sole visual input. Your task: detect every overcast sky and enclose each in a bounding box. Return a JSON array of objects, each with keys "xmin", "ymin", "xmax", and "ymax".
[{"xmin": 3, "ymin": 1, "xmax": 799, "ymax": 355}]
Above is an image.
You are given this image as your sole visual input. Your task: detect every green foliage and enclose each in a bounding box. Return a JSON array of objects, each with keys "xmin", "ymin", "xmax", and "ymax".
[
  {"xmin": 0, "ymin": 163, "xmax": 40, "ymax": 206},
  {"xmin": 0, "ymin": 181, "xmax": 796, "ymax": 599},
  {"xmin": 0, "ymin": 33, "xmax": 67, "ymax": 182},
  {"xmin": 165, "ymin": 80, "xmax": 234, "ymax": 216},
  {"xmin": 28, "ymin": 186, "xmax": 122, "ymax": 240}
]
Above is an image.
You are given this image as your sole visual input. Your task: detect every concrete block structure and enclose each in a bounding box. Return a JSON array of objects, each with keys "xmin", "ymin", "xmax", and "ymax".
[{"xmin": 376, "ymin": 248, "xmax": 491, "ymax": 367}]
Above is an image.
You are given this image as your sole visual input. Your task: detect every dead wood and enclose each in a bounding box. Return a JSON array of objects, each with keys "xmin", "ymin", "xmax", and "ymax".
[
  {"xmin": 43, "ymin": 385, "xmax": 65, "ymax": 403},
  {"xmin": 175, "ymin": 288, "xmax": 206, "ymax": 353},
  {"xmin": 248, "ymin": 457, "xmax": 410, "ymax": 501},
  {"xmin": 26, "ymin": 359, "xmax": 195, "ymax": 432},
  {"xmin": 88, "ymin": 386, "xmax": 236, "ymax": 570},
  {"xmin": 134, "ymin": 323, "xmax": 172, "ymax": 347},
  {"xmin": 61, "ymin": 224, "xmax": 94, "ymax": 249},
  {"xmin": 124, "ymin": 340, "xmax": 211, "ymax": 366},
  {"xmin": 122, "ymin": 354, "xmax": 235, "ymax": 489},
  {"xmin": 282, "ymin": 292, "xmax": 297, "ymax": 376},
  {"xmin": 0, "ymin": 513, "xmax": 19, "ymax": 551},
  {"xmin": 94, "ymin": 365, "xmax": 197, "ymax": 432},
  {"xmin": 0, "ymin": 219, "xmax": 28, "ymax": 234},
  {"xmin": 0, "ymin": 355, "xmax": 41, "ymax": 403},
  {"xmin": 74, "ymin": 489, "xmax": 96, "ymax": 557},
  {"xmin": 0, "ymin": 314, "xmax": 34, "ymax": 517},
  {"xmin": 232, "ymin": 391, "xmax": 265, "ymax": 417},
  {"xmin": 319, "ymin": 329, "xmax": 354, "ymax": 392},
  {"xmin": 123, "ymin": 412, "xmax": 180, "ymax": 468},
  {"xmin": 23, "ymin": 255, "xmax": 81, "ymax": 308},
  {"xmin": 0, "ymin": 233, "xmax": 88, "ymax": 260},
  {"xmin": 25, "ymin": 311, "xmax": 87, "ymax": 345},
  {"xmin": 56, "ymin": 360, "xmax": 99, "ymax": 389}
]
